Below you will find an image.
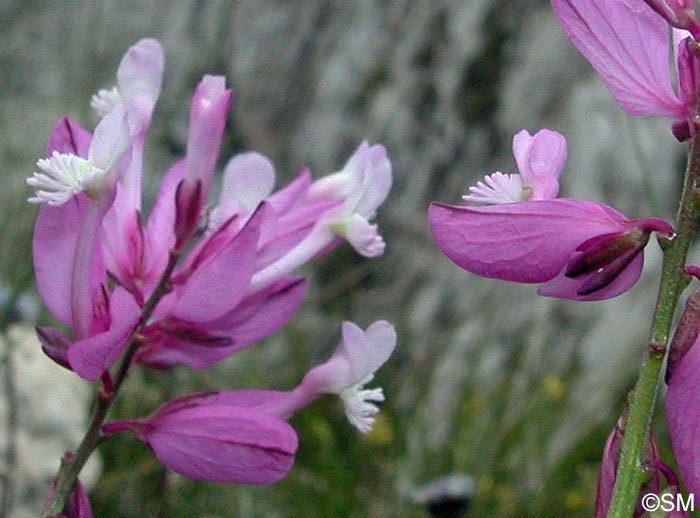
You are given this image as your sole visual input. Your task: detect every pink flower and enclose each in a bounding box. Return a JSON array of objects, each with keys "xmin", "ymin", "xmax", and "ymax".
[
  {"xmin": 551, "ymin": 0, "xmax": 698, "ymax": 139},
  {"xmin": 29, "ymin": 39, "xmax": 393, "ymax": 379},
  {"xmin": 103, "ymin": 395, "xmax": 299, "ymax": 485},
  {"xmin": 104, "ymin": 320, "xmax": 396, "ymax": 484},
  {"xmin": 428, "ymin": 130, "xmax": 673, "ymax": 301}
]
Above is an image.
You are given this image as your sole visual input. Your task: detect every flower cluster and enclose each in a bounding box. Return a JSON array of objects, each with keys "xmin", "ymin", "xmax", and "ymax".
[{"xmin": 30, "ymin": 39, "xmax": 395, "ymax": 515}]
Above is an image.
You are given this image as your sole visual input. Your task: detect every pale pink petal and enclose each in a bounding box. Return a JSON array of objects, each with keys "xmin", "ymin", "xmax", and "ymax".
[
  {"xmin": 343, "ymin": 214, "xmax": 386, "ymax": 257},
  {"xmin": 552, "ymin": 0, "xmax": 685, "ymax": 118},
  {"xmin": 211, "ymin": 152, "xmax": 275, "ymax": 228},
  {"xmin": 302, "ymin": 321, "xmax": 396, "ymax": 394},
  {"xmin": 86, "ymin": 105, "xmax": 131, "ymax": 173},
  {"xmin": 116, "ymin": 38, "xmax": 164, "ymax": 112},
  {"xmin": 267, "ymin": 169, "xmax": 312, "ymax": 213},
  {"xmin": 512, "ymin": 129, "xmax": 566, "ymax": 200}
]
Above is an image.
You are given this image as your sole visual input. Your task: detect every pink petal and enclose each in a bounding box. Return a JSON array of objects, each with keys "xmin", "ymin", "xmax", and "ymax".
[
  {"xmin": 267, "ymin": 169, "xmax": 312, "ymax": 213},
  {"xmin": 210, "ymin": 277, "xmax": 307, "ymax": 344},
  {"xmin": 170, "ymin": 204, "xmax": 264, "ymax": 323},
  {"xmin": 32, "ymin": 197, "xmax": 83, "ymax": 327},
  {"xmin": 512, "ymin": 129, "xmax": 566, "ymax": 200},
  {"xmin": 428, "ymin": 199, "xmax": 628, "ymax": 283},
  {"xmin": 142, "ymin": 160, "xmax": 186, "ymax": 293},
  {"xmin": 551, "ymin": 0, "xmax": 685, "ymax": 118},
  {"xmin": 128, "ymin": 404, "xmax": 298, "ymax": 484},
  {"xmin": 183, "ymin": 75, "xmax": 232, "ymax": 203},
  {"xmin": 139, "ymin": 278, "xmax": 306, "ymax": 369},
  {"xmin": 87, "ymin": 105, "xmax": 131, "ymax": 172},
  {"xmin": 101, "ymin": 207, "xmax": 144, "ymax": 298},
  {"xmin": 667, "ymin": 335, "xmax": 700, "ymax": 496}
]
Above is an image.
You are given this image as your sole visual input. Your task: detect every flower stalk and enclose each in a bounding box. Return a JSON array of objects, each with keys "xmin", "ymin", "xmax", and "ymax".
[
  {"xmin": 42, "ymin": 248, "xmax": 181, "ymax": 517},
  {"xmin": 606, "ymin": 120, "xmax": 700, "ymax": 517}
]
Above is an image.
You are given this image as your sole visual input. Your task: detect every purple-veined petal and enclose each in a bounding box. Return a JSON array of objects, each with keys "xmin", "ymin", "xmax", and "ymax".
[
  {"xmin": 170, "ymin": 204, "xmax": 264, "ymax": 323},
  {"xmin": 428, "ymin": 199, "xmax": 629, "ymax": 283},
  {"xmin": 209, "ymin": 277, "xmax": 307, "ymax": 344},
  {"xmin": 141, "ymin": 159, "xmax": 185, "ymax": 294},
  {"xmin": 138, "ymin": 278, "xmax": 306, "ymax": 369},
  {"xmin": 37, "ymin": 325, "xmax": 73, "ymax": 369},
  {"xmin": 551, "ymin": 0, "xmax": 685, "ymax": 119}
]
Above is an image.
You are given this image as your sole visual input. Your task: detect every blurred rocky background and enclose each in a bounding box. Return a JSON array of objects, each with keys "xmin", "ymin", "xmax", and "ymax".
[{"xmin": 0, "ymin": 1, "xmax": 688, "ymax": 517}]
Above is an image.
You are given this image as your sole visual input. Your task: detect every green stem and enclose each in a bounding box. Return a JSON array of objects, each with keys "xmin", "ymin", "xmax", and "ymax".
[
  {"xmin": 42, "ymin": 249, "xmax": 181, "ymax": 517},
  {"xmin": 606, "ymin": 128, "xmax": 700, "ymax": 518}
]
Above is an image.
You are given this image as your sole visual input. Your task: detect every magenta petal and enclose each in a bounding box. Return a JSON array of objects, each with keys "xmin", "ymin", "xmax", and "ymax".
[
  {"xmin": 47, "ymin": 117, "xmax": 92, "ymax": 157},
  {"xmin": 667, "ymin": 335, "xmax": 700, "ymax": 497},
  {"xmin": 32, "ymin": 198, "xmax": 83, "ymax": 326},
  {"xmin": 551, "ymin": 0, "xmax": 685, "ymax": 119},
  {"xmin": 68, "ymin": 322, "xmax": 132, "ymax": 381},
  {"xmin": 142, "ymin": 277, "xmax": 307, "ymax": 369},
  {"xmin": 211, "ymin": 277, "xmax": 307, "ymax": 342},
  {"xmin": 68, "ymin": 288, "xmax": 141, "ymax": 381},
  {"xmin": 127, "ymin": 404, "xmax": 298, "ymax": 484},
  {"xmin": 170, "ymin": 205, "xmax": 264, "ymax": 323},
  {"xmin": 37, "ymin": 326, "xmax": 73, "ymax": 369},
  {"xmin": 428, "ymin": 199, "xmax": 628, "ymax": 283}
]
